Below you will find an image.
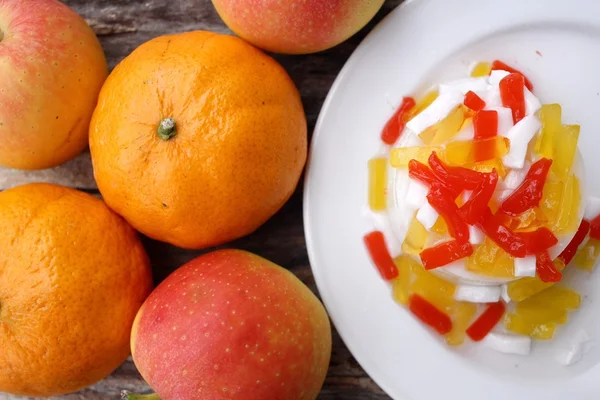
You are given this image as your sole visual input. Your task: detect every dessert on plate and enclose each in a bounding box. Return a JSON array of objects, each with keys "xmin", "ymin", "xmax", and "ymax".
[{"xmin": 364, "ymin": 60, "xmax": 600, "ymax": 361}]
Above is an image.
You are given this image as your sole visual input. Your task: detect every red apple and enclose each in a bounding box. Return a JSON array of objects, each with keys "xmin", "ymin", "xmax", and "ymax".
[
  {"xmin": 0, "ymin": 0, "xmax": 107, "ymax": 169},
  {"xmin": 211, "ymin": 0, "xmax": 384, "ymax": 54},
  {"xmin": 128, "ymin": 249, "xmax": 332, "ymax": 400}
]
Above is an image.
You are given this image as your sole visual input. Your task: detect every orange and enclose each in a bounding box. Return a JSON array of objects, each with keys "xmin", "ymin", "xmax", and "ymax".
[
  {"xmin": 89, "ymin": 31, "xmax": 307, "ymax": 249},
  {"xmin": 0, "ymin": 183, "xmax": 152, "ymax": 396}
]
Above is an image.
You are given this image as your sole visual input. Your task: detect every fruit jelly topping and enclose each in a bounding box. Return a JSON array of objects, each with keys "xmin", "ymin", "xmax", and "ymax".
[{"xmin": 364, "ymin": 60, "xmax": 595, "ymax": 351}]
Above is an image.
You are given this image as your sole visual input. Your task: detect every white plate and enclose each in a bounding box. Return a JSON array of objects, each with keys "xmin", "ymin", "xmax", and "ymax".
[{"xmin": 303, "ymin": 0, "xmax": 600, "ymax": 399}]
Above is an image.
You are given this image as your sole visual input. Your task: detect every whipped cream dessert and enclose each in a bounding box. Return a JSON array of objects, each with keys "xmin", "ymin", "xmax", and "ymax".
[{"xmin": 364, "ymin": 60, "xmax": 600, "ymax": 360}]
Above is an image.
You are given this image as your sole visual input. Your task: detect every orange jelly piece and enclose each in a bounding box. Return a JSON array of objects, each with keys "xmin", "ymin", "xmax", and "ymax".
[
  {"xmin": 466, "ymin": 238, "xmax": 514, "ymax": 278},
  {"xmin": 444, "ymin": 136, "xmax": 510, "ymax": 165}
]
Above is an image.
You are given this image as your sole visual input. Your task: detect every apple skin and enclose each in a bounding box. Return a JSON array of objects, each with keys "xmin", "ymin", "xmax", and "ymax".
[
  {"xmin": 0, "ymin": 0, "xmax": 107, "ymax": 170},
  {"xmin": 211, "ymin": 0, "xmax": 384, "ymax": 54},
  {"xmin": 131, "ymin": 249, "xmax": 332, "ymax": 400}
]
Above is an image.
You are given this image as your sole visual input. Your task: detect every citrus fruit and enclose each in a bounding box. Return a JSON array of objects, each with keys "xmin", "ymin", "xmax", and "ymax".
[
  {"xmin": 89, "ymin": 31, "xmax": 307, "ymax": 249},
  {"xmin": 0, "ymin": 183, "xmax": 152, "ymax": 396}
]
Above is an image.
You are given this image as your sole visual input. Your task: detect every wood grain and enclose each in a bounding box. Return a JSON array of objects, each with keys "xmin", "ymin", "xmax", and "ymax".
[{"xmin": 2, "ymin": 0, "xmax": 406, "ymax": 398}]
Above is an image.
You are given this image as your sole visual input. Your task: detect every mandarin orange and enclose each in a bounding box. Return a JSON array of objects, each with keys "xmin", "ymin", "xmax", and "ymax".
[
  {"xmin": 0, "ymin": 183, "xmax": 152, "ymax": 396},
  {"xmin": 89, "ymin": 31, "xmax": 307, "ymax": 249}
]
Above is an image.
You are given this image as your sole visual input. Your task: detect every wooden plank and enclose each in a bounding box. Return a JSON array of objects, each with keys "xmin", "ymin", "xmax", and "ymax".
[{"xmin": 2, "ymin": 0, "xmax": 405, "ymax": 398}]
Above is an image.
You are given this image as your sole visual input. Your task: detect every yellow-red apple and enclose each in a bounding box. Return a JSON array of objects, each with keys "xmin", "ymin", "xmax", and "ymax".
[
  {"xmin": 0, "ymin": 0, "xmax": 107, "ymax": 170},
  {"xmin": 129, "ymin": 249, "xmax": 332, "ymax": 400},
  {"xmin": 211, "ymin": 0, "xmax": 384, "ymax": 54}
]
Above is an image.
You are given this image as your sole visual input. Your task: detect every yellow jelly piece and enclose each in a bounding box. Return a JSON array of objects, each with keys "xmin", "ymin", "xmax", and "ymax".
[
  {"xmin": 410, "ymin": 268, "xmax": 456, "ymax": 312},
  {"xmin": 466, "ymin": 238, "xmax": 514, "ymax": 278},
  {"xmin": 431, "ymin": 217, "xmax": 449, "ymax": 236},
  {"xmin": 535, "ymin": 104, "xmax": 579, "ymax": 179},
  {"xmin": 507, "ymin": 259, "xmax": 565, "ymax": 302},
  {"xmin": 508, "ymin": 208, "xmax": 546, "ymax": 232},
  {"xmin": 470, "ymin": 158, "xmax": 507, "ymax": 179},
  {"xmin": 551, "ymin": 124, "xmax": 580, "ymax": 180},
  {"xmin": 507, "ymin": 278, "xmax": 553, "ymax": 302},
  {"xmin": 471, "ymin": 62, "xmax": 492, "ymax": 78},
  {"xmin": 574, "ymin": 238, "xmax": 600, "ymax": 271},
  {"xmin": 514, "ymin": 304, "xmax": 568, "ymax": 325},
  {"xmin": 389, "ymin": 146, "xmax": 442, "ymax": 168},
  {"xmin": 555, "ymin": 174, "xmax": 581, "ymax": 234},
  {"xmin": 444, "ymin": 136, "xmax": 510, "ymax": 165},
  {"xmin": 392, "ymin": 256, "xmax": 420, "ymax": 305},
  {"xmin": 445, "ymin": 302, "xmax": 477, "ymax": 346},
  {"xmin": 420, "ymin": 106, "xmax": 469, "ymax": 145},
  {"xmin": 535, "ymin": 104, "xmax": 562, "ymax": 158},
  {"xmin": 519, "ymin": 286, "xmax": 581, "ymax": 310},
  {"xmin": 504, "ymin": 313, "xmax": 557, "ymax": 340},
  {"xmin": 402, "ymin": 216, "xmax": 428, "ymax": 256},
  {"xmin": 409, "ymin": 89, "xmax": 439, "ymax": 119},
  {"xmin": 540, "ymin": 179, "xmax": 563, "ymax": 224},
  {"xmin": 368, "ymin": 158, "xmax": 387, "ymax": 211}
]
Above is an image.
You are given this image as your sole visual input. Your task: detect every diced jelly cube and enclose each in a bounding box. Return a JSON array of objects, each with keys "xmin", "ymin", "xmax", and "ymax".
[
  {"xmin": 390, "ymin": 146, "xmax": 442, "ymax": 168},
  {"xmin": 419, "ymin": 105, "xmax": 470, "ymax": 145},
  {"xmin": 535, "ymin": 103, "xmax": 562, "ymax": 158},
  {"xmin": 368, "ymin": 158, "xmax": 388, "ymax": 211},
  {"xmin": 409, "ymin": 89, "xmax": 439, "ymax": 119},
  {"xmin": 466, "ymin": 238, "xmax": 514, "ymax": 278},
  {"xmin": 410, "ymin": 267, "xmax": 457, "ymax": 312},
  {"xmin": 402, "ymin": 215, "xmax": 429, "ymax": 255},
  {"xmin": 445, "ymin": 302, "xmax": 477, "ymax": 346},
  {"xmin": 444, "ymin": 136, "xmax": 510, "ymax": 165},
  {"xmin": 574, "ymin": 238, "xmax": 600, "ymax": 271},
  {"xmin": 504, "ymin": 313, "xmax": 557, "ymax": 340},
  {"xmin": 392, "ymin": 256, "xmax": 419, "ymax": 305},
  {"xmin": 471, "ymin": 62, "xmax": 492, "ymax": 78}
]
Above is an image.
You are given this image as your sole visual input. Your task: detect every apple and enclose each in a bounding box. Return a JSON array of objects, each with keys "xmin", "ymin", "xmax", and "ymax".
[
  {"xmin": 128, "ymin": 249, "xmax": 332, "ymax": 400},
  {"xmin": 211, "ymin": 0, "xmax": 384, "ymax": 54},
  {"xmin": 0, "ymin": 0, "xmax": 107, "ymax": 170}
]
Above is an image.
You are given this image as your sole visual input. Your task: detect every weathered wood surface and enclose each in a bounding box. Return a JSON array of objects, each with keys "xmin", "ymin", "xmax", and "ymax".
[{"xmin": 2, "ymin": 0, "xmax": 406, "ymax": 398}]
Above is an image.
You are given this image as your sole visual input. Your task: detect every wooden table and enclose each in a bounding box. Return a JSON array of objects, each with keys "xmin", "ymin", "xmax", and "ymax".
[{"xmin": 3, "ymin": 0, "xmax": 406, "ymax": 398}]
